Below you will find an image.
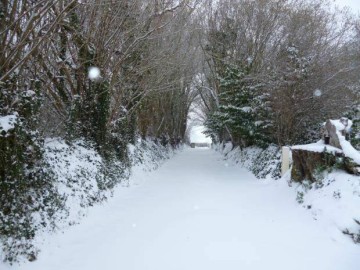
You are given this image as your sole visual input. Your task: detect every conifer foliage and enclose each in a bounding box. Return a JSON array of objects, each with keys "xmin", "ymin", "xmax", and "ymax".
[{"xmin": 205, "ymin": 64, "xmax": 270, "ymax": 148}]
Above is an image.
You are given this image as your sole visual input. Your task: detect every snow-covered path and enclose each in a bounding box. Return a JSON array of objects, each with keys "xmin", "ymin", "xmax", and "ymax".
[{"xmin": 10, "ymin": 148, "xmax": 359, "ymax": 270}]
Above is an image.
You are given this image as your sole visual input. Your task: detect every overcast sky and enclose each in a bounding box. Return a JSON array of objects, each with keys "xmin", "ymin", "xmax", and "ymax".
[{"xmin": 336, "ymin": 0, "xmax": 360, "ymax": 13}]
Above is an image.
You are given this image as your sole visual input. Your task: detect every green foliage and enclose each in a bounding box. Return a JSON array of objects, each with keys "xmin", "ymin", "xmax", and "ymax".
[
  {"xmin": 0, "ymin": 83, "xmax": 63, "ymax": 263},
  {"xmin": 346, "ymin": 107, "xmax": 360, "ymax": 150},
  {"xmin": 66, "ymin": 80, "xmax": 112, "ymax": 154},
  {"xmin": 296, "ymin": 191, "xmax": 304, "ymax": 204},
  {"xmin": 343, "ymin": 223, "xmax": 360, "ymax": 244},
  {"xmin": 65, "ymin": 80, "xmax": 134, "ymax": 193},
  {"xmin": 97, "ymin": 157, "xmax": 130, "ymax": 192},
  {"xmin": 250, "ymin": 145, "xmax": 282, "ymax": 179},
  {"xmin": 205, "ymin": 65, "xmax": 271, "ymax": 148},
  {"xmin": 109, "ymin": 114, "xmax": 135, "ymax": 161},
  {"xmin": 219, "ymin": 144, "xmax": 282, "ymax": 180},
  {"xmin": 311, "ymin": 150, "xmax": 341, "ymax": 186},
  {"xmin": 313, "ymin": 167, "xmax": 325, "ymax": 189}
]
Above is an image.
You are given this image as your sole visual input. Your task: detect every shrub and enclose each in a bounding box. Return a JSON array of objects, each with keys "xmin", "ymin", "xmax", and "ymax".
[{"xmin": 0, "ymin": 88, "xmax": 64, "ymax": 263}]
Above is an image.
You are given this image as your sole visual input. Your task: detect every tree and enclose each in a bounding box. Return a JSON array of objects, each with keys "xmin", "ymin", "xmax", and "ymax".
[{"xmin": 200, "ymin": 0, "xmax": 359, "ymax": 147}]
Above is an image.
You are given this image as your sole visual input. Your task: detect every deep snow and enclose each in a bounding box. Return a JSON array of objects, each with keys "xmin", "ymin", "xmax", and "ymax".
[{"xmin": 4, "ymin": 148, "xmax": 359, "ymax": 270}]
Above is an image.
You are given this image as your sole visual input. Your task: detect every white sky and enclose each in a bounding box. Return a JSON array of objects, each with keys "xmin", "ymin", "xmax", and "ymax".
[
  {"xmin": 336, "ymin": 0, "xmax": 360, "ymax": 14},
  {"xmin": 190, "ymin": 126, "xmax": 212, "ymax": 144}
]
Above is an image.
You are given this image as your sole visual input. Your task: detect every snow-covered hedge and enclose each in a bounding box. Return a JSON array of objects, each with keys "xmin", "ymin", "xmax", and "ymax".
[
  {"xmin": 44, "ymin": 137, "xmax": 176, "ymax": 227},
  {"xmin": 0, "ymin": 92, "xmax": 65, "ymax": 264},
  {"xmin": 44, "ymin": 139, "xmax": 126, "ymax": 225},
  {"xmin": 129, "ymin": 138, "xmax": 176, "ymax": 171},
  {"xmin": 1, "ymin": 137, "xmax": 177, "ymax": 264},
  {"xmin": 215, "ymin": 142, "xmax": 281, "ymax": 180}
]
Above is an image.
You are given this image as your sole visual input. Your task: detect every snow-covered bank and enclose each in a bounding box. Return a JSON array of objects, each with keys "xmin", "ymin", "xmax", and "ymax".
[
  {"xmin": 45, "ymin": 137, "xmax": 176, "ymax": 220},
  {"xmin": 47, "ymin": 136, "xmax": 178, "ymax": 228},
  {"xmin": 216, "ymin": 142, "xmax": 360, "ymax": 245},
  {"xmin": 287, "ymin": 170, "xmax": 360, "ymax": 243},
  {"xmin": 2, "ymin": 148, "xmax": 358, "ymax": 270},
  {"xmin": 0, "ymin": 138, "xmax": 177, "ymax": 264}
]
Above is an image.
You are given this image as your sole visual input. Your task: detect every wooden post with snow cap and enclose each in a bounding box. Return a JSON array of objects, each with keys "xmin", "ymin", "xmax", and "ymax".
[{"xmin": 281, "ymin": 146, "xmax": 290, "ymax": 176}]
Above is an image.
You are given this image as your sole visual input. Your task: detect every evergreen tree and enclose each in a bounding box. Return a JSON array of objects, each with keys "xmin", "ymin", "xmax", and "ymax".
[{"xmin": 205, "ymin": 64, "xmax": 271, "ymax": 148}]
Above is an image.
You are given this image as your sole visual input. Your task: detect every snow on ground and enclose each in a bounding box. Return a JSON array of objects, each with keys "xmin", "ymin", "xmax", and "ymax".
[
  {"xmin": 44, "ymin": 138, "xmax": 109, "ymax": 225},
  {"xmin": 330, "ymin": 119, "xmax": 360, "ymax": 164},
  {"xmin": 0, "ymin": 114, "xmax": 17, "ymax": 134},
  {"xmin": 288, "ymin": 169, "xmax": 360, "ymax": 241},
  {"xmin": 220, "ymin": 142, "xmax": 360, "ymax": 245},
  {"xmin": 340, "ymin": 139, "xmax": 360, "ymax": 165},
  {"xmin": 3, "ymin": 148, "xmax": 359, "ymax": 270},
  {"xmin": 0, "ymin": 138, "xmax": 174, "ymax": 264},
  {"xmin": 291, "ymin": 140, "xmax": 343, "ymax": 154},
  {"xmin": 44, "ymin": 137, "xmax": 174, "ymax": 223}
]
